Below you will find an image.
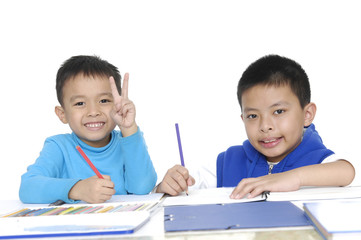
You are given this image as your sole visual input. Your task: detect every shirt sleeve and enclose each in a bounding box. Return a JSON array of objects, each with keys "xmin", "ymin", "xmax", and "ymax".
[
  {"xmin": 19, "ymin": 138, "xmax": 80, "ymax": 204},
  {"xmin": 189, "ymin": 162, "xmax": 217, "ymax": 190},
  {"xmin": 321, "ymin": 153, "xmax": 344, "ymax": 164},
  {"xmin": 121, "ymin": 127, "xmax": 157, "ymax": 194}
]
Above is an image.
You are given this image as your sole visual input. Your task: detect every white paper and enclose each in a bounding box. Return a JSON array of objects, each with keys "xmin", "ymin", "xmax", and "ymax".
[{"xmin": 162, "ymin": 187, "xmax": 266, "ymax": 206}]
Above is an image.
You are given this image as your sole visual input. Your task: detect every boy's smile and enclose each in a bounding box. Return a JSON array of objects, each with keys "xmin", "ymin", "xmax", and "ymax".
[
  {"xmin": 55, "ymin": 74, "xmax": 116, "ymax": 148},
  {"xmin": 259, "ymin": 137, "xmax": 283, "ymax": 149},
  {"xmin": 241, "ymin": 84, "xmax": 315, "ymax": 163}
]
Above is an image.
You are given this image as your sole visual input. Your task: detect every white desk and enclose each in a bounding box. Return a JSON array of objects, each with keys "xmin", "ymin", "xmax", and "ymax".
[{"xmin": 2, "ymin": 186, "xmax": 361, "ymax": 239}]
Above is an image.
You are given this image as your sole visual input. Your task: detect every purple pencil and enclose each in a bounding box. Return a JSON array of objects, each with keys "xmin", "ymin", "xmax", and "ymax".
[
  {"xmin": 175, "ymin": 123, "xmax": 185, "ymax": 167},
  {"xmin": 175, "ymin": 123, "xmax": 189, "ymax": 195}
]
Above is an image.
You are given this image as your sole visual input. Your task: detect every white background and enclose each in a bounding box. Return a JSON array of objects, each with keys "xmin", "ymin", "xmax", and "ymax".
[{"xmin": 0, "ymin": 0, "xmax": 360, "ymax": 200}]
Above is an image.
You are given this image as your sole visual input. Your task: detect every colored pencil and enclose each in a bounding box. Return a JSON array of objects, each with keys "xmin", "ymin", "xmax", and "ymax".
[
  {"xmin": 175, "ymin": 123, "xmax": 189, "ymax": 195},
  {"xmin": 76, "ymin": 145, "xmax": 104, "ymax": 179},
  {"xmin": 2, "ymin": 208, "xmax": 29, "ymax": 218},
  {"xmin": 175, "ymin": 123, "xmax": 185, "ymax": 167}
]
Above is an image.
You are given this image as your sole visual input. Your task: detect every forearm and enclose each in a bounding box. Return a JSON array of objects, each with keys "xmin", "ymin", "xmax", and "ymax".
[
  {"xmin": 122, "ymin": 129, "xmax": 157, "ymax": 194},
  {"xmin": 120, "ymin": 122, "xmax": 138, "ymax": 137},
  {"xmin": 296, "ymin": 160, "xmax": 355, "ymax": 187},
  {"xmin": 19, "ymin": 174, "xmax": 79, "ymax": 204}
]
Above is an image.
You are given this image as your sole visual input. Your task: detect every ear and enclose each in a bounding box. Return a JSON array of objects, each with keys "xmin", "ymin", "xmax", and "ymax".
[
  {"xmin": 241, "ymin": 113, "xmax": 244, "ymax": 121},
  {"xmin": 303, "ymin": 102, "xmax": 317, "ymax": 127},
  {"xmin": 55, "ymin": 106, "xmax": 68, "ymax": 124}
]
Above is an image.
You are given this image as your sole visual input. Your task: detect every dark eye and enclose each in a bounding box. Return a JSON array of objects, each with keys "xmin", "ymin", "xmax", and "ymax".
[
  {"xmin": 274, "ymin": 109, "xmax": 285, "ymax": 115},
  {"xmin": 74, "ymin": 102, "xmax": 85, "ymax": 106},
  {"xmin": 100, "ymin": 99, "xmax": 111, "ymax": 104},
  {"xmin": 247, "ymin": 114, "xmax": 257, "ymax": 119}
]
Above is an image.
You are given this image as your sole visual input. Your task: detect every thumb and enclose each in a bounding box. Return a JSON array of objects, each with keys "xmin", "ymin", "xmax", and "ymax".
[
  {"xmin": 187, "ymin": 176, "xmax": 196, "ymax": 186},
  {"xmin": 101, "ymin": 175, "xmax": 111, "ymax": 180}
]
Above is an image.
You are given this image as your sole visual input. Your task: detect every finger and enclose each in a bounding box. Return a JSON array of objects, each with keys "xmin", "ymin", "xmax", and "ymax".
[
  {"xmin": 114, "ymin": 101, "xmax": 123, "ymax": 113},
  {"xmin": 187, "ymin": 176, "xmax": 196, "ymax": 186},
  {"xmin": 230, "ymin": 186, "xmax": 241, "ymax": 199},
  {"xmin": 248, "ymin": 186, "xmax": 265, "ymax": 199},
  {"xmin": 121, "ymin": 101, "xmax": 135, "ymax": 117},
  {"xmin": 109, "ymin": 76, "xmax": 121, "ymax": 99},
  {"xmin": 99, "ymin": 193, "xmax": 113, "ymax": 202},
  {"xmin": 100, "ymin": 179, "xmax": 115, "ymax": 189},
  {"xmin": 160, "ymin": 181, "xmax": 180, "ymax": 196},
  {"xmin": 102, "ymin": 186, "xmax": 116, "ymax": 196},
  {"xmin": 121, "ymin": 73, "xmax": 129, "ymax": 99},
  {"xmin": 173, "ymin": 165, "xmax": 190, "ymax": 179},
  {"xmin": 101, "ymin": 175, "xmax": 111, "ymax": 180},
  {"xmin": 172, "ymin": 171, "xmax": 188, "ymax": 192},
  {"xmin": 230, "ymin": 178, "xmax": 256, "ymax": 199}
]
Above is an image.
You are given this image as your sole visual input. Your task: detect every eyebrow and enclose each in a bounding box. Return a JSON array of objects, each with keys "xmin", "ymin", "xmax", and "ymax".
[
  {"xmin": 69, "ymin": 95, "xmax": 85, "ymax": 103},
  {"xmin": 243, "ymin": 101, "xmax": 291, "ymax": 113},
  {"xmin": 270, "ymin": 101, "xmax": 291, "ymax": 108},
  {"xmin": 69, "ymin": 92, "xmax": 113, "ymax": 103}
]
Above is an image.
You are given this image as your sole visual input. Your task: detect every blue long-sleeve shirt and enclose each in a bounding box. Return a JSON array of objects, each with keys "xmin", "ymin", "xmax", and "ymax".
[{"xmin": 19, "ymin": 128, "xmax": 157, "ymax": 203}]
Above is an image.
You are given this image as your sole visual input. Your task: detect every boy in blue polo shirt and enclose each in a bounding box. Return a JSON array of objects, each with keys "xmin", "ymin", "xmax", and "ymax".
[
  {"xmin": 20, "ymin": 55, "xmax": 157, "ymax": 204},
  {"xmin": 156, "ymin": 55, "xmax": 355, "ymax": 198}
]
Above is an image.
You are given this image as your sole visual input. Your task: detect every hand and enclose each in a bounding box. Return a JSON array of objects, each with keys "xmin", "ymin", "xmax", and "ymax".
[
  {"xmin": 156, "ymin": 165, "xmax": 195, "ymax": 196},
  {"xmin": 109, "ymin": 73, "xmax": 137, "ymax": 137},
  {"xmin": 69, "ymin": 175, "xmax": 116, "ymax": 203},
  {"xmin": 230, "ymin": 171, "xmax": 301, "ymax": 199}
]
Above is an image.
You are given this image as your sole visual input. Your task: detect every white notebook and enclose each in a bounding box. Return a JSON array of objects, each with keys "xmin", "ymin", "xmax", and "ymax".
[
  {"xmin": 0, "ymin": 211, "xmax": 149, "ymax": 239},
  {"xmin": 304, "ymin": 199, "xmax": 361, "ymax": 240}
]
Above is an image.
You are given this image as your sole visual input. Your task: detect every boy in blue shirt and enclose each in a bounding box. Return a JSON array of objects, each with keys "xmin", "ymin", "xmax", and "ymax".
[
  {"xmin": 20, "ymin": 55, "xmax": 157, "ymax": 204},
  {"xmin": 156, "ymin": 55, "xmax": 355, "ymax": 198}
]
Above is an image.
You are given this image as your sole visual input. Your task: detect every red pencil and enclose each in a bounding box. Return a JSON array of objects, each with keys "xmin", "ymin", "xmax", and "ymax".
[{"xmin": 76, "ymin": 145, "xmax": 104, "ymax": 179}]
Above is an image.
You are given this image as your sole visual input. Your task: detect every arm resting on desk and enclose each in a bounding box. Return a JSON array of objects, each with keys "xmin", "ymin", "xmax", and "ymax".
[{"xmin": 230, "ymin": 160, "xmax": 355, "ymax": 199}]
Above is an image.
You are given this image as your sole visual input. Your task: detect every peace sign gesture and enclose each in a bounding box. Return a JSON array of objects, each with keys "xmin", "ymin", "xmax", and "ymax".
[{"xmin": 109, "ymin": 73, "xmax": 137, "ymax": 137}]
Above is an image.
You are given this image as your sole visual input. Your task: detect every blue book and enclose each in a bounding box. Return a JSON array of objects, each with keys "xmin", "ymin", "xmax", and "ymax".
[
  {"xmin": 304, "ymin": 200, "xmax": 361, "ymax": 240},
  {"xmin": 164, "ymin": 201, "xmax": 310, "ymax": 232}
]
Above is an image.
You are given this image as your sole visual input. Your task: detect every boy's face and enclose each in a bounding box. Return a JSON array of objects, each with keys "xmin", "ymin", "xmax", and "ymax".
[
  {"xmin": 55, "ymin": 74, "xmax": 116, "ymax": 148},
  {"xmin": 241, "ymin": 84, "xmax": 315, "ymax": 163}
]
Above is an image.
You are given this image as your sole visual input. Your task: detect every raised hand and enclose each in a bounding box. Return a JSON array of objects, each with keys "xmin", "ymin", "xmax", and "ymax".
[{"xmin": 109, "ymin": 73, "xmax": 137, "ymax": 137}]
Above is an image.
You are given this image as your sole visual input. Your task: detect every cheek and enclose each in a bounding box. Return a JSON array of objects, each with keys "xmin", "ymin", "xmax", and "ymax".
[
  {"xmin": 66, "ymin": 110, "xmax": 83, "ymax": 124},
  {"xmin": 279, "ymin": 117, "xmax": 303, "ymax": 139},
  {"xmin": 243, "ymin": 122, "xmax": 258, "ymax": 139}
]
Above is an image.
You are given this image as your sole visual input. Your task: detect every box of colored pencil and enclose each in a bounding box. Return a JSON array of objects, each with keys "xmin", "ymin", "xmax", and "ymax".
[{"xmin": 1, "ymin": 202, "xmax": 157, "ymax": 218}]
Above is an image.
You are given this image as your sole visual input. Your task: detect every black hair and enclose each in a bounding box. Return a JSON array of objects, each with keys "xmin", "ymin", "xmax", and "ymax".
[
  {"xmin": 237, "ymin": 55, "xmax": 311, "ymax": 109},
  {"xmin": 56, "ymin": 55, "xmax": 121, "ymax": 105}
]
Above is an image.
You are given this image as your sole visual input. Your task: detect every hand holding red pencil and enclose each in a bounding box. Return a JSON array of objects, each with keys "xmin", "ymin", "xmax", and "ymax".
[
  {"xmin": 68, "ymin": 146, "xmax": 115, "ymax": 203},
  {"xmin": 68, "ymin": 175, "xmax": 115, "ymax": 204}
]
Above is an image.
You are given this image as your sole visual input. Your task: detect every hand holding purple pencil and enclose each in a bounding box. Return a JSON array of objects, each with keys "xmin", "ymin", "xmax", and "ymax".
[{"xmin": 155, "ymin": 123, "xmax": 195, "ymax": 196}]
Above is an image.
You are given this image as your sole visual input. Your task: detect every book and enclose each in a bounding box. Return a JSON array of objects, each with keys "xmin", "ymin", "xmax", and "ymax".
[
  {"xmin": 162, "ymin": 186, "xmax": 361, "ymax": 207},
  {"xmin": 303, "ymin": 199, "xmax": 361, "ymax": 240},
  {"xmin": 164, "ymin": 201, "xmax": 310, "ymax": 232},
  {"xmin": 0, "ymin": 194, "xmax": 164, "ymax": 238},
  {"xmin": 0, "ymin": 211, "xmax": 149, "ymax": 239},
  {"xmin": 267, "ymin": 186, "xmax": 361, "ymax": 202}
]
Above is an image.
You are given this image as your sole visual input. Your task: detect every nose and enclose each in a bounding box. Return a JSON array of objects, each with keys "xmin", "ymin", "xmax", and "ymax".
[
  {"xmin": 87, "ymin": 103, "xmax": 101, "ymax": 117},
  {"xmin": 259, "ymin": 116, "xmax": 273, "ymax": 133}
]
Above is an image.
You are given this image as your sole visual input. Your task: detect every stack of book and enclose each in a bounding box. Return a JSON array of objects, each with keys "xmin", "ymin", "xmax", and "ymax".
[{"xmin": 303, "ymin": 200, "xmax": 361, "ymax": 240}]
